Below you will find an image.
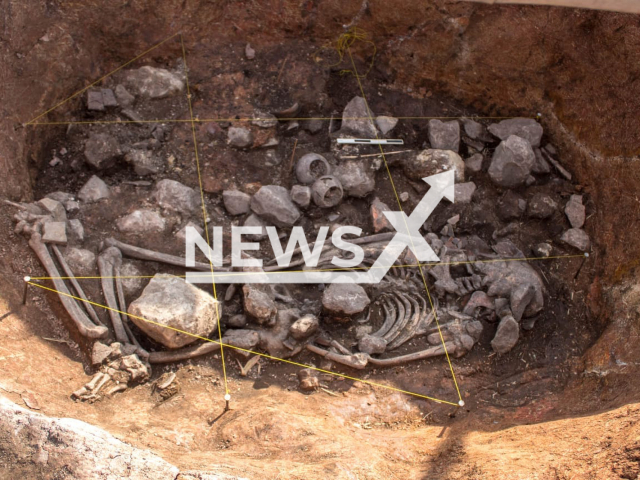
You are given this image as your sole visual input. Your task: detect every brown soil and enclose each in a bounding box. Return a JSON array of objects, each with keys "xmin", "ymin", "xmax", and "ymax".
[{"xmin": 1, "ymin": 1, "xmax": 640, "ymax": 479}]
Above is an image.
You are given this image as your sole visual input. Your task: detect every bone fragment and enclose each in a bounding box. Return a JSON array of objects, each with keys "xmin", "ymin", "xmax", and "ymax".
[{"xmin": 97, "ymin": 247, "xmax": 129, "ymax": 343}]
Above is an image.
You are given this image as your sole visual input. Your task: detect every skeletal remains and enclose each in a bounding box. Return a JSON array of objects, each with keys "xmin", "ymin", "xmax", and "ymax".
[{"xmin": 9, "ymin": 72, "xmax": 586, "ymax": 399}]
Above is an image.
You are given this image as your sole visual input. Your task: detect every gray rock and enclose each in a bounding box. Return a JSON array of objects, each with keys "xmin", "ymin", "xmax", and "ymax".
[
  {"xmin": 64, "ymin": 248, "xmax": 96, "ymax": 276},
  {"xmin": 153, "ymin": 179, "xmax": 199, "ymax": 215},
  {"xmin": 527, "ymin": 193, "xmax": 558, "ymax": 219},
  {"xmin": 465, "ymin": 153, "xmax": 483, "ymax": 173},
  {"xmin": 224, "ymin": 329, "xmax": 260, "ymax": 354},
  {"xmin": 333, "ymin": 159, "xmax": 375, "ymax": 197},
  {"xmin": 322, "ymin": 283, "xmax": 370, "ymax": 316},
  {"xmin": 454, "ymin": 182, "xmax": 476, "ymax": 204},
  {"xmin": 250, "ymin": 185, "xmax": 300, "ymax": 227},
  {"xmin": 227, "ymin": 314, "xmax": 248, "ymax": 328},
  {"xmin": 125, "ymin": 149, "xmax": 163, "ymax": 176},
  {"xmin": 91, "ymin": 341, "xmax": 113, "ymax": 365},
  {"xmin": 289, "ymin": 314, "xmax": 319, "ymax": 340},
  {"xmin": 243, "ymin": 285, "xmax": 277, "ymax": 324},
  {"xmin": 227, "ymin": 127, "xmax": 253, "ymax": 148},
  {"xmin": 488, "ymin": 135, "xmax": 536, "ymax": 188},
  {"xmin": 290, "ymin": 185, "xmax": 311, "ymax": 208},
  {"xmin": 68, "ymin": 219, "xmax": 85, "ymax": 242},
  {"xmin": 84, "ymin": 133, "xmax": 120, "ymax": 169},
  {"xmin": 37, "ymin": 198, "xmax": 67, "ymax": 222},
  {"xmin": 463, "ymin": 291, "xmax": 494, "ymax": 315},
  {"xmin": 42, "ymin": 221, "xmax": 67, "ymax": 245},
  {"xmin": 222, "ymin": 190, "xmax": 251, "ymax": 215},
  {"xmin": 0, "ymin": 397, "xmax": 180, "ymax": 480},
  {"xmin": 533, "ymin": 148, "xmax": 551, "ymax": 174},
  {"xmin": 251, "ymin": 110, "xmax": 277, "ymax": 128},
  {"xmin": 399, "ymin": 191, "xmax": 410, "ymax": 202},
  {"xmin": 561, "ymin": 228, "xmax": 590, "ymax": 251},
  {"xmin": 115, "ymin": 84, "xmax": 135, "ymax": 108},
  {"xmin": 375, "ymin": 115, "xmax": 398, "ymax": 135},
  {"xmin": 101, "ymin": 88, "xmax": 118, "ymax": 108},
  {"xmin": 403, "ymin": 149, "xmax": 465, "ymax": 182},
  {"xmin": 243, "ymin": 214, "xmax": 267, "ymax": 240},
  {"xmin": 533, "ymin": 242, "xmax": 553, "ymax": 258},
  {"xmin": 488, "ymin": 118, "xmax": 543, "ymax": 147},
  {"xmin": 45, "ymin": 191, "xmax": 74, "ymax": 204},
  {"xmin": 174, "ymin": 221, "xmax": 204, "ymax": 243},
  {"xmin": 510, "ymin": 283, "xmax": 536, "ymax": 322},
  {"xmin": 428, "ymin": 119, "xmax": 460, "ymax": 152},
  {"xmin": 462, "ymin": 119, "xmax": 493, "ymax": 142},
  {"xmin": 491, "ymin": 315, "xmax": 519, "ymax": 354},
  {"xmin": 117, "ymin": 210, "xmax": 166, "ymax": 234},
  {"xmin": 498, "ymin": 191, "xmax": 526, "ymax": 220},
  {"xmin": 565, "ymin": 195, "xmax": 586, "ymax": 228},
  {"xmin": 78, "ymin": 175, "xmax": 110, "ymax": 203},
  {"xmin": 358, "ymin": 334, "xmax": 387, "ymax": 354},
  {"xmin": 120, "ymin": 262, "xmax": 145, "ymax": 297},
  {"xmin": 124, "ymin": 66, "xmax": 184, "ymax": 99},
  {"xmin": 128, "ymin": 274, "xmax": 219, "ymax": 348},
  {"xmin": 304, "ymin": 118, "xmax": 324, "ymax": 134},
  {"xmin": 245, "ymin": 43, "xmax": 255, "ymax": 60},
  {"xmin": 87, "ymin": 90, "xmax": 104, "ymax": 111},
  {"xmin": 342, "ymin": 96, "xmax": 377, "ymax": 138}
]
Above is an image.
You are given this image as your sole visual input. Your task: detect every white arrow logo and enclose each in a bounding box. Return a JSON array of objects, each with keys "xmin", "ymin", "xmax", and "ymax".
[{"xmin": 187, "ymin": 170, "xmax": 455, "ymax": 284}]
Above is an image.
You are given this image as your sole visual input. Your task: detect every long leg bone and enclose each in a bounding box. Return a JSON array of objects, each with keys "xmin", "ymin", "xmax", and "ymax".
[
  {"xmin": 148, "ymin": 340, "xmax": 222, "ymax": 364},
  {"xmin": 51, "ymin": 245, "xmax": 104, "ymax": 327},
  {"xmin": 306, "ymin": 344, "xmax": 369, "ymax": 369},
  {"xmin": 104, "ymin": 237, "xmax": 229, "ymax": 272},
  {"xmin": 98, "ymin": 247, "xmax": 129, "ymax": 343},
  {"xmin": 368, "ymin": 342, "xmax": 456, "ymax": 367},
  {"xmin": 29, "ymin": 234, "xmax": 108, "ymax": 339}
]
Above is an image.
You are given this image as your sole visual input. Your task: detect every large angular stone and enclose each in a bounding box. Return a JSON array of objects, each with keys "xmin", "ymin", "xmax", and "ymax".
[
  {"xmin": 289, "ymin": 314, "xmax": 319, "ymax": 340},
  {"xmin": 117, "ymin": 210, "xmax": 166, "ymax": 234},
  {"xmin": 428, "ymin": 119, "xmax": 460, "ymax": 152},
  {"xmin": 128, "ymin": 274, "xmax": 219, "ymax": 348},
  {"xmin": 491, "ymin": 315, "xmax": 519, "ymax": 354},
  {"xmin": 115, "ymin": 84, "xmax": 135, "ymax": 107},
  {"xmin": 403, "ymin": 149, "xmax": 465, "ymax": 182},
  {"xmin": 222, "ymin": 190, "xmax": 251, "ymax": 215},
  {"xmin": 527, "ymin": 193, "xmax": 558, "ymax": 219},
  {"xmin": 243, "ymin": 285, "xmax": 277, "ymax": 324},
  {"xmin": 250, "ymin": 185, "xmax": 300, "ymax": 227},
  {"xmin": 488, "ymin": 118, "xmax": 543, "ymax": 147},
  {"xmin": 0, "ymin": 397, "xmax": 180, "ymax": 480},
  {"xmin": 37, "ymin": 198, "xmax": 67, "ymax": 222},
  {"xmin": 124, "ymin": 66, "xmax": 184, "ymax": 98},
  {"xmin": 565, "ymin": 194, "xmax": 586, "ymax": 228},
  {"xmin": 376, "ymin": 115, "xmax": 398, "ymax": 135},
  {"xmin": 462, "ymin": 119, "xmax": 493, "ymax": 142},
  {"xmin": 342, "ymin": 96, "xmax": 377, "ymax": 138},
  {"xmin": 153, "ymin": 179, "xmax": 200, "ymax": 214},
  {"xmin": 64, "ymin": 248, "xmax": 96, "ymax": 276},
  {"xmin": 84, "ymin": 133, "xmax": 120, "ymax": 169},
  {"xmin": 454, "ymin": 182, "xmax": 476, "ymax": 204},
  {"xmin": 42, "ymin": 222, "xmax": 67, "ymax": 245},
  {"xmin": 290, "ymin": 185, "xmax": 311, "ymax": 208},
  {"xmin": 322, "ymin": 283, "xmax": 370, "ymax": 316},
  {"xmin": 333, "ymin": 159, "xmax": 375, "ymax": 197},
  {"xmin": 488, "ymin": 135, "xmax": 536, "ymax": 188},
  {"xmin": 125, "ymin": 149, "xmax": 163, "ymax": 176},
  {"xmin": 227, "ymin": 127, "xmax": 253, "ymax": 148},
  {"xmin": 561, "ymin": 228, "xmax": 590, "ymax": 251},
  {"xmin": 78, "ymin": 175, "xmax": 110, "ymax": 203},
  {"xmin": 358, "ymin": 334, "xmax": 387, "ymax": 354}
]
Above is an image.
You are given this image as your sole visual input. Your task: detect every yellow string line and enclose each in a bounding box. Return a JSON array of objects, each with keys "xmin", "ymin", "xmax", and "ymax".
[
  {"xmin": 25, "ymin": 33, "xmax": 181, "ymax": 125},
  {"xmin": 26, "ymin": 254, "xmax": 586, "ymax": 280},
  {"xmin": 180, "ymin": 34, "xmax": 230, "ymax": 397},
  {"xmin": 26, "ymin": 115, "xmax": 535, "ymax": 127},
  {"xmin": 346, "ymin": 45, "xmax": 466, "ymax": 403},
  {"xmin": 26, "ymin": 281, "xmax": 458, "ymax": 406}
]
